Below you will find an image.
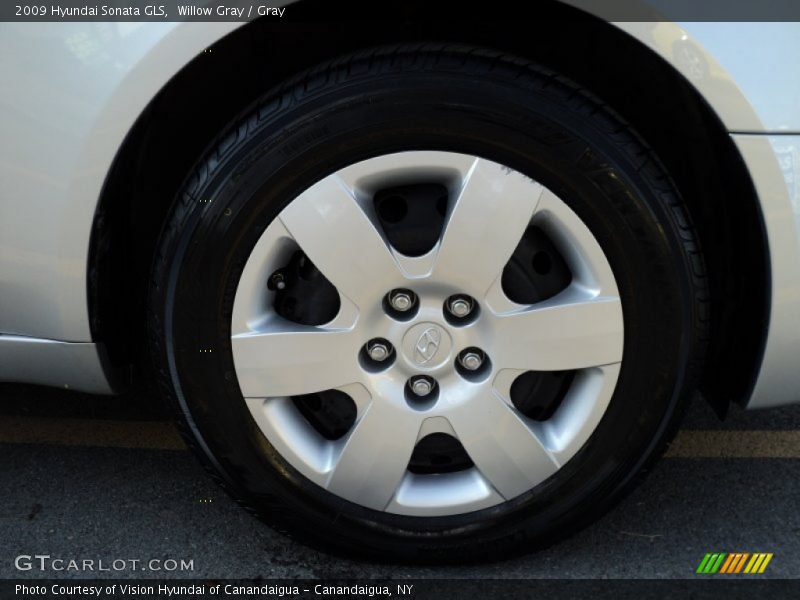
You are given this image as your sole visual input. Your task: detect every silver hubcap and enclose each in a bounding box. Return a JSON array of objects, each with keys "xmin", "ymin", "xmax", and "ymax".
[{"xmin": 231, "ymin": 151, "xmax": 624, "ymax": 516}]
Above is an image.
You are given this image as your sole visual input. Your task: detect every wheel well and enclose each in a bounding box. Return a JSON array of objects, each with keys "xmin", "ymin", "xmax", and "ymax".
[{"xmin": 91, "ymin": 0, "xmax": 768, "ymax": 414}]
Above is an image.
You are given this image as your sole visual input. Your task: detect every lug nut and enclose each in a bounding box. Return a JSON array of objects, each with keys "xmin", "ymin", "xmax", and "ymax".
[
  {"xmin": 447, "ymin": 295, "xmax": 474, "ymax": 318},
  {"xmin": 458, "ymin": 348, "xmax": 486, "ymax": 372},
  {"xmin": 409, "ymin": 376, "xmax": 435, "ymax": 397},
  {"xmin": 459, "ymin": 352, "xmax": 483, "ymax": 371},
  {"xmin": 389, "ymin": 290, "xmax": 414, "ymax": 312},
  {"xmin": 366, "ymin": 340, "xmax": 392, "ymax": 362}
]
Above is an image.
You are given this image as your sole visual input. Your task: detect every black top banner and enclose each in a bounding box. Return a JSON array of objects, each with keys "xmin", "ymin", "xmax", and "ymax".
[{"xmin": 3, "ymin": 0, "xmax": 800, "ymax": 22}]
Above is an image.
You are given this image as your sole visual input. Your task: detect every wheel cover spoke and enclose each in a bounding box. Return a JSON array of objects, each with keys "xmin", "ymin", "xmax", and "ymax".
[
  {"xmin": 232, "ymin": 321, "xmax": 361, "ymax": 397},
  {"xmin": 325, "ymin": 401, "xmax": 421, "ymax": 510},
  {"xmin": 279, "ymin": 174, "xmax": 404, "ymax": 308},
  {"xmin": 434, "ymin": 158, "xmax": 544, "ymax": 296},
  {"xmin": 490, "ymin": 287, "xmax": 624, "ymax": 372},
  {"xmin": 446, "ymin": 390, "xmax": 560, "ymax": 499}
]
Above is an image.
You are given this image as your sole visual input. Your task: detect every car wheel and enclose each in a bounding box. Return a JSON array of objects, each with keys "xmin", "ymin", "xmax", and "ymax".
[{"xmin": 149, "ymin": 45, "xmax": 708, "ymax": 562}]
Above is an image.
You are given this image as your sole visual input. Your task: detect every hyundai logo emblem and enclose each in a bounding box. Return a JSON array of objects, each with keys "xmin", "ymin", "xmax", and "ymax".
[{"xmin": 414, "ymin": 327, "xmax": 442, "ymax": 364}]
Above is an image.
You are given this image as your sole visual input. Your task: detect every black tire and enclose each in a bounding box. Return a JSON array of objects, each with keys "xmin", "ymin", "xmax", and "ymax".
[{"xmin": 148, "ymin": 45, "xmax": 708, "ymax": 562}]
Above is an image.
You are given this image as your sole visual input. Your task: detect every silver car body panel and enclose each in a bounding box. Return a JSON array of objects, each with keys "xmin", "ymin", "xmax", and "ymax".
[
  {"xmin": 613, "ymin": 22, "xmax": 800, "ymax": 132},
  {"xmin": 0, "ymin": 16, "xmax": 798, "ymax": 406},
  {"xmin": 0, "ymin": 22, "xmax": 240, "ymax": 342},
  {"xmin": 0, "ymin": 335, "xmax": 114, "ymax": 394},
  {"xmin": 731, "ymin": 135, "xmax": 800, "ymax": 408}
]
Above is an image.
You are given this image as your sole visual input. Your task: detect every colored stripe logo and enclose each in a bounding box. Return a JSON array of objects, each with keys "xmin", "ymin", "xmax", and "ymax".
[{"xmin": 696, "ymin": 553, "xmax": 773, "ymax": 574}]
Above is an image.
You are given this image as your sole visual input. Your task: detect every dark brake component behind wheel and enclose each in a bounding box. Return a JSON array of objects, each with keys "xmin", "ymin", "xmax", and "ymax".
[{"xmin": 268, "ymin": 250, "xmax": 340, "ymax": 326}]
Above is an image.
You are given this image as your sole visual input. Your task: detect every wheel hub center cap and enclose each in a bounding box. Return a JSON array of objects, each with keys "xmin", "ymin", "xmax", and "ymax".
[{"xmin": 401, "ymin": 322, "xmax": 452, "ymax": 370}]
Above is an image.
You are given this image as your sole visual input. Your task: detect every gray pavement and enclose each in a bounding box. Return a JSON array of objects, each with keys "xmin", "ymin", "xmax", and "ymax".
[{"xmin": 1, "ymin": 383, "xmax": 799, "ymax": 580}]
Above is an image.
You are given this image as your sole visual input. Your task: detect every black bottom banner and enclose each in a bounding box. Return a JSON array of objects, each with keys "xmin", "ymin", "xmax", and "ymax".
[{"xmin": 3, "ymin": 579, "xmax": 800, "ymax": 600}]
